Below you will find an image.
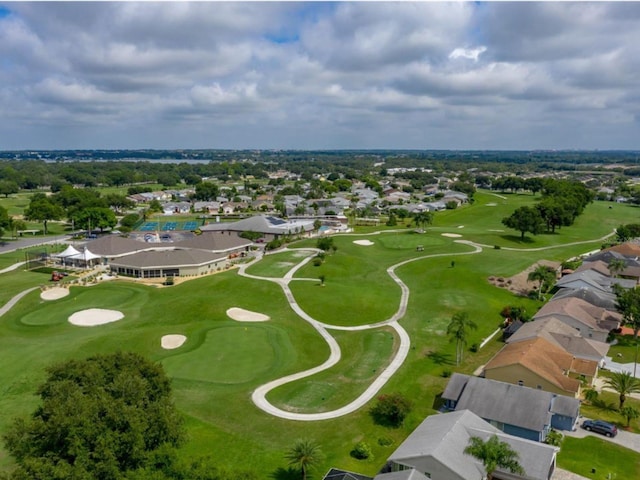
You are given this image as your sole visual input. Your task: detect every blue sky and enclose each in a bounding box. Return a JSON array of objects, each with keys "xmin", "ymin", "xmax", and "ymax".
[{"xmin": 0, "ymin": 2, "xmax": 639, "ymax": 150}]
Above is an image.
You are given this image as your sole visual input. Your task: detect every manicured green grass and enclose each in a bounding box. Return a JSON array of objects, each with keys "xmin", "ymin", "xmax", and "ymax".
[
  {"xmin": 580, "ymin": 391, "xmax": 640, "ymax": 433},
  {"xmin": 245, "ymin": 249, "xmax": 316, "ymax": 278},
  {"xmin": 267, "ymin": 327, "xmax": 397, "ymax": 412},
  {"xmin": 608, "ymin": 334, "xmax": 640, "ymax": 364},
  {"xmin": 0, "ymin": 193, "xmax": 639, "ymax": 476},
  {"xmin": 557, "ymin": 436, "xmax": 640, "ymax": 479}
]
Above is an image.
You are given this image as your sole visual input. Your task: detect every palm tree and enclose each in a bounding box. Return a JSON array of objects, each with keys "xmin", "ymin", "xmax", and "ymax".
[
  {"xmin": 608, "ymin": 258, "xmax": 627, "ymax": 278},
  {"xmin": 464, "ymin": 435, "xmax": 525, "ymax": 480},
  {"xmin": 603, "ymin": 371, "xmax": 640, "ymax": 410},
  {"xmin": 285, "ymin": 439, "xmax": 324, "ymax": 480},
  {"xmin": 527, "ymin": 265, "xmax": 556, "ymax": 299},
  {"xmin": 446, "ymin": 312, "xmax": 477, "ymax": 366},
  {"xmin": 412, "ymin": 211, "xmax": 433, "ymax": 231}
]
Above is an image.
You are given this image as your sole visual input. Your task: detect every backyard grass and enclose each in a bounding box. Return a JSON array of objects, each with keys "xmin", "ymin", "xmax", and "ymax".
[
  {"xmin": 0, "ymin": 193, "xmax": 639, "ymax": 476},
  {"xmin": 557, "ymin": 436, "xmax": 640, "ymax": 479}
]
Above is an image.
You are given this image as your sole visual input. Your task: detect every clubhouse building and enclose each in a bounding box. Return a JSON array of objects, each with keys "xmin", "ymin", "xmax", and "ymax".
[{"xmin": 84, "ymin": 231, "xmax": 252, "ymax": 279}]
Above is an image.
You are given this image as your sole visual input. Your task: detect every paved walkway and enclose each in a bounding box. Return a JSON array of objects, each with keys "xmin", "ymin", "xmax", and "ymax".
[
  {"xmin": 0, "ymin": 287, "xmax": 39, "ymax": 318},
  {"xmin": 241, "ymin": 241, "xmax": 482, "ymax": 421},
  {"xmin": 603, "ymin": 356, "xmax": 640, "ymax": 379},
  {"xmin": 0, "ymin": 261, "xmax": 26, "ymax": 274},
  {"xmin": 552, "ymin": 468, "xmax": 589, "ymax": 480}
]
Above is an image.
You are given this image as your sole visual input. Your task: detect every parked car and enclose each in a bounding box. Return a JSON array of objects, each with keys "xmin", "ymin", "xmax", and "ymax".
[{"xmin": 582, "ymin": 419, "xmax": 618, "ymax": 437}]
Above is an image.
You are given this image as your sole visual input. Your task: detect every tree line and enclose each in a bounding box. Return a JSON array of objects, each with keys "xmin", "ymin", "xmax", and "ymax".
[{"xmin": 501, "ymin": 179, "xmax": 595, "ymax": 240}]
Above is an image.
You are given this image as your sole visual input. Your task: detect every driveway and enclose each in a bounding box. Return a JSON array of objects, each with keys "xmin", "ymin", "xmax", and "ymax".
[{"xmin": 564, "ymin": 417, "xmax": 640, "ymax": 451}]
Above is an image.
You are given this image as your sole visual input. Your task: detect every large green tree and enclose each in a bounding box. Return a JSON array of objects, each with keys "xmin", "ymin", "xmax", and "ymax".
[
  {"xmin": 614, "ymin": 285, "xmax": 640, "ymax": 338},
  {"xmin": 3, "ymin": 352, "xmax": 185, "ymax": 480},
  {"xmin": 464, "ymin": 435, "xmax": 525, "ymax": 480},
  {"xmin": 502, "ymin": 206, "xmax": 544, "ymax": 240},
  {"xmin": 284, "ymin": 439, "xmax": 324, "ymax": 480},
  {"xmin": 447, "ymin": 311, "xmax": 477, "ymax": 366},
  {"xmin": 0, "ymin": 180, "xmax": 19, "ymax": 198},
  {"xmin": 369, "ymin": 393, "xmax": 412, "ymax": 428},
  {"xmin": 23, "ymin": 193, "xmax": 65, "ymax": 234},
  {"xmin": 0, "ymin": 205, "xmax": 10, "ymax": 238},
  {"xmin": 72, "ymin": 206, "xmax": 117, "ymax": 232},
  {"xmin": 603, "ymin": 371, "xmax": 640, "ymax": 410}
]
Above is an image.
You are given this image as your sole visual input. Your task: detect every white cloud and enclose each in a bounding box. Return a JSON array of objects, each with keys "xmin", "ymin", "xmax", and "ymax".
[
  {"xmin": 0, "ymin": 2, "xmax": 638, "ymax": 149},
  {"xmin": 449, "ymin": 46, "xmax": 487, "ymax": 62}
]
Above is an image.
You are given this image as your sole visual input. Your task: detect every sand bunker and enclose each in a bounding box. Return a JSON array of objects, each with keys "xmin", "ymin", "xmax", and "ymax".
[
  {"xmin": 226, "ymin": 307, "xmax": 270, "ymax": 322},
  {"xmin": 442, "ymin": 233, "xmax": 462, "ymax": 238},
  {"xmin": 41, "ymin": 287, "xmax": 70, "ymax": 301},
  {"xmin": 486, "ymin": 203, "xmax": 497, "ymax": 206},
  {"xmin": 161, "ymin": 334, "xmax": 187, "ymax": 350},
  {"xmin": 68, "ymin": 309, "xmax": 124, "ymax": 327},
  {"xmin": 457, "ymin": 225, "xmax": 465, "ymax": 229},
  {"xmin": 353, "ymin": 240, "xmax": 374, "ymax": 246}
]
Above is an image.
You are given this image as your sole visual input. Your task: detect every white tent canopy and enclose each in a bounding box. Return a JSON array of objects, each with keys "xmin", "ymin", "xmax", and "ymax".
[
  {"xmin": 55, "ymin": 245, "xmax": 81, "ymax": 258},
  {"xmin": 68, "ymin": 248, "xmax": 102, "ymax": 261}
]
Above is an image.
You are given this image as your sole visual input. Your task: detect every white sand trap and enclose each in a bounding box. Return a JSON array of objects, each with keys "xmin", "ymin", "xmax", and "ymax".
[
  {"xmin": 226, "ymin": 307, "xmax": 270, "ymax": 322},
  {"xmin": 353, "ymin": 240, "xmax": 374, "ymax": 246},
  {"xmin": 161, "ymin": 334, "xmax": 187, "ymax": 350},
  {"xmin": 488, "ymin": 229, "xmax": 505, "ymax": 232},
  {"xmin": 486, "ymin": 203, "xmax": 497, "ymax": 206},
  {"xmin": 68, "ymin": 309, "xmax": 124, "ymax": 327},
  {"xmin": 442, "ymin": 233, "xmax": 463, "ymax": 238},
  {"xmin": 41, "ymin": 287, "xmax": 69, "ymax": 301},
  {"xmin": 457, "ymin": 225, "xmax": 465, "ymax": 229}
]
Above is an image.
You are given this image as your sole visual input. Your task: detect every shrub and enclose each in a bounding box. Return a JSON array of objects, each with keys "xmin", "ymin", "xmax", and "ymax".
[
  {"xmin": 494, "ymin": 245, "xmax": 501, "ymax": 249},
  {"xmin": 469, "ymin": 343, "xmax": 479, "ymax": 353},
  {"xmin": 313, "ymin": 258, "xmax": 323, "ymax": 267},
  {"xmin": 377, "ymin": 436, "xmax": 394, "ymax": 447},
  {"xmin": 350, "ymin": 441, "xmax": 373, "ymax": 460},
  {"xmin": 545, "ymin": 429, "xmax": 563, "ymax": 447},
  {"xmin": 441, "ymin": 369, "xmax": 452, "ymax": 378},
  {"xmin": 370, "ymin": 393, "xmax": 412, "ymax": 428}
]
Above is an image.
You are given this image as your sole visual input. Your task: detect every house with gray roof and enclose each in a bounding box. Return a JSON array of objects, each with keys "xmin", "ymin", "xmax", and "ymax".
[
  {"xmin": 506, "ymin": 317, "xmax": 610, "ymax": 365},
  {"xmin": 555, "ymin": 270, "xmax": 636, "ymax": 294},
  {"xmin": 532, "ymin": 297, "xmax": 621, "ymax": 342},
  {"xmin": 550, "ymin": 287, "xmax": 617, "ymax": 310},
  {"xmin": 385, "ymin": 410, "xmax": 558, "ymax": 480},
  {"xmin": 442, "ymin": 374, "xmax": 580, "ymax": 442}
]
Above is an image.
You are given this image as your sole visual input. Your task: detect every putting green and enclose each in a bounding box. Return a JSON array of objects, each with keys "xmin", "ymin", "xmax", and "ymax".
[{"xmin": 162, "ymin": 325, "xmax": 278, "ymax": 385}]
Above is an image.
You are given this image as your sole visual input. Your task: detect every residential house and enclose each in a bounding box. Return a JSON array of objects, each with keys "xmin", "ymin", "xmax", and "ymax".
[
  {"xmin": 532, "ymin": 297, "xmax": 621, "ymax": 342},
  {"xmin": 383, "ymin": 410, "xmax": 558, "ymax": 480},
  {"xmin": 555, "ymin": 269, "xmax": 636, "ymax": 294},
  {"xmin": 506, "ymin": 317, "xmax": 610, "ymax": 365},
  {"xmin": 483, "ymin": 337, "xmax": 598, "ymax": 397},
  {"xmin": 442, "ymin": 374, "xmax": 580, "ymax": 442},
  {"xmin": 550, "ymin": 287, "xmax": 618, "ymax": 311}
]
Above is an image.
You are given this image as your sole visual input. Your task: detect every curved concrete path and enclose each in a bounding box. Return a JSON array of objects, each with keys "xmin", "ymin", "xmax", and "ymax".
[
  {"xmin": 0, "ymin": 287, "xmax": 39, "ymax": 318},
  {"xmin": 240, "ymin": 241, "xmax": 482, "ymax": 421}
]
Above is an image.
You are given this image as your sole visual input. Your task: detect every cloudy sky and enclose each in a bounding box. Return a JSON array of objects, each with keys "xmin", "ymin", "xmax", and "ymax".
[{"xmin": 0, "ymin": 1, "xmax": 639, "ymax": 150}]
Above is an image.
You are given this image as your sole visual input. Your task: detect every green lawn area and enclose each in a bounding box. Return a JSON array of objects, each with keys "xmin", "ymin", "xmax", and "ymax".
[
  {"xmin": 0, "ymin": 193, "xmax": 638, "ymax": 476},
  {"xmin": 580, "ymin": 391, "xmax": 640, "ymax": 433},
  {"xmin": 557, "ymin": 436, "xmax": 640, "ymax": 479},
  {"xmin": 245, "ymin": 248, "xmax": 316, "ymax": 278},
  {"xmin": 608, "ymin": 334, "xmax": 640, "ymax": 364}
]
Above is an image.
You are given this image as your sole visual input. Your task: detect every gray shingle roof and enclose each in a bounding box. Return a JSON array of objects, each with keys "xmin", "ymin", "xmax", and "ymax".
[
  {"xmin": 550, "ymin": 287, "xmax": 617, "ymax": 310},
  {"xmin": 200, "ymin": 215, "xmax": 314, "ymax": 235},
  {"xmin": 444, "ymin": 374, "xmax": 558, "ymax": 432},
  {"xmin": 374, "ymin": 471, "xmax": 430, "ymax": 480},
  {"xmin": 388, "ymin": 410, "xmax": 557, "ymax": 480},
  {"xmin": 506, "ymin": 317, "xmax": 610, "ymax": 361}
]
